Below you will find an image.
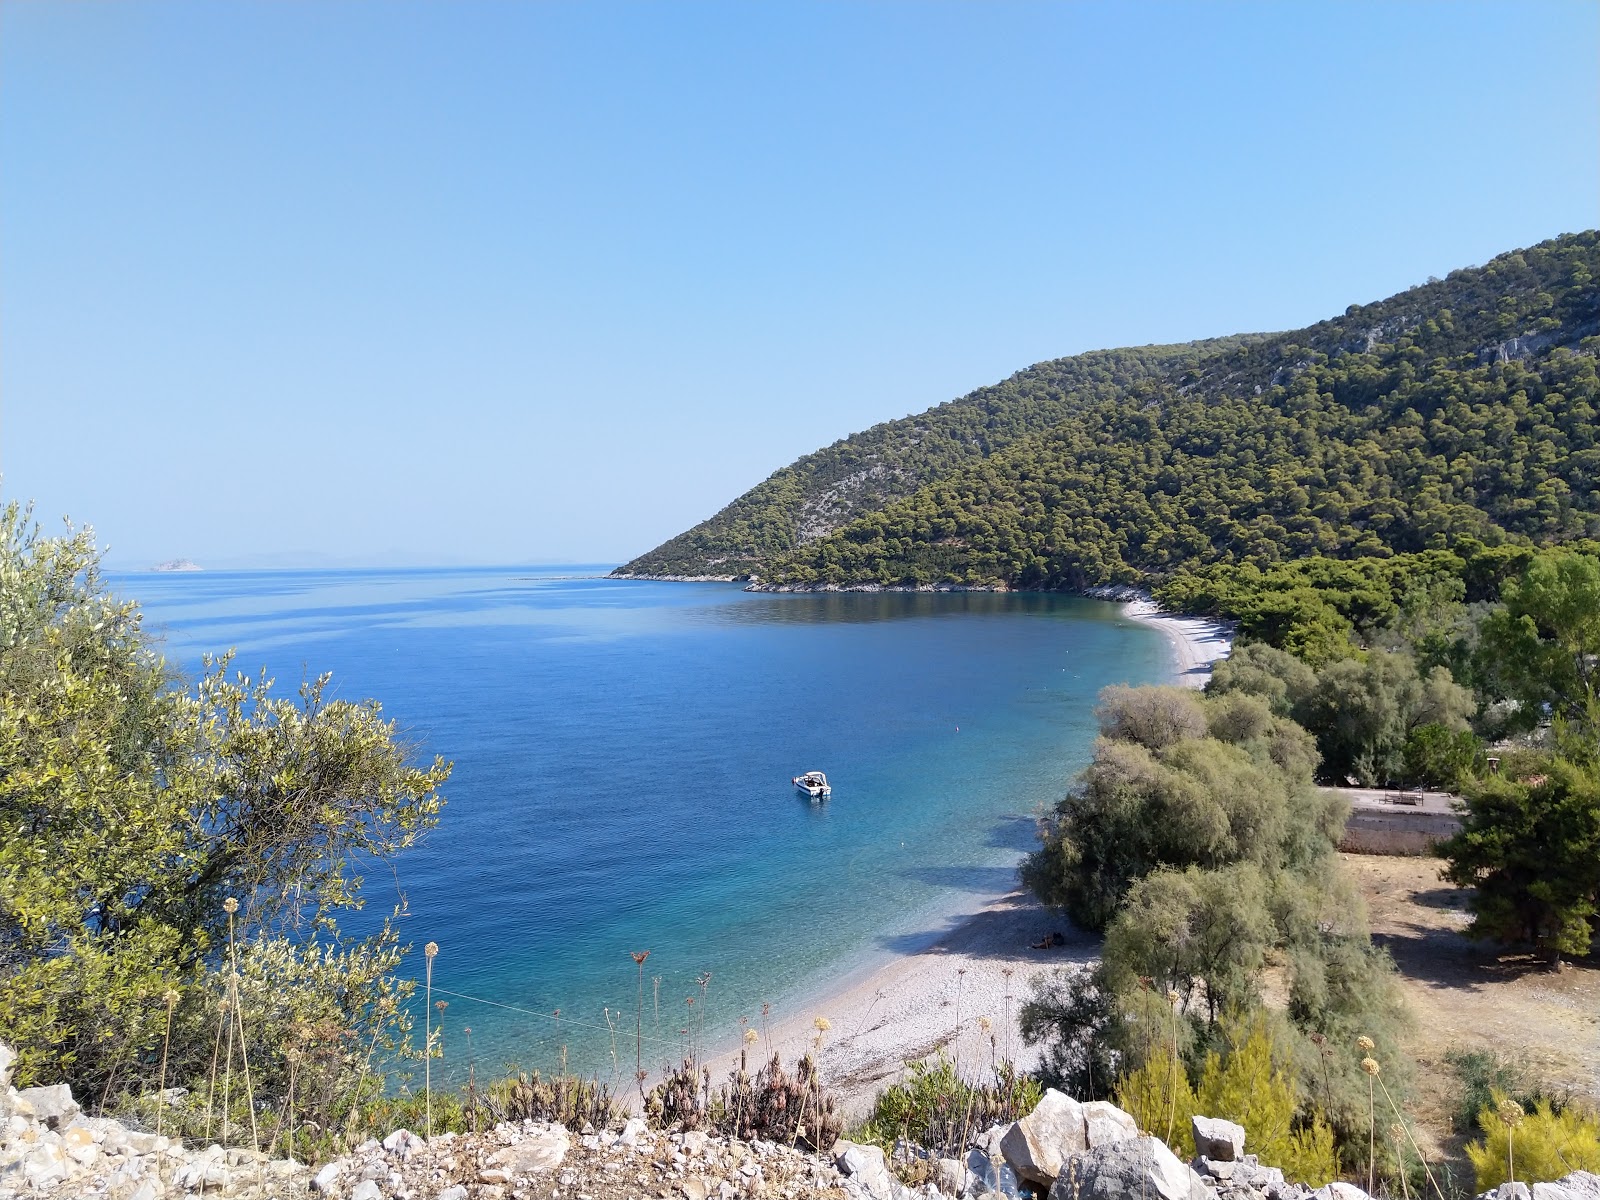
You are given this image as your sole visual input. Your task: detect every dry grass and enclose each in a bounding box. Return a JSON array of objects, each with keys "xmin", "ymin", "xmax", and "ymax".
[{"xmin": 1342, "ymin": 853, "xmax": 1600, "ymax": 1166}]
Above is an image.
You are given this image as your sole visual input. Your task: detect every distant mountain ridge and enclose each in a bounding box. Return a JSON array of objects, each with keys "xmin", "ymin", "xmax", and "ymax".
[{"xmin": 615, "ymin": 232, "xmax": 1600, "ymax": 588}]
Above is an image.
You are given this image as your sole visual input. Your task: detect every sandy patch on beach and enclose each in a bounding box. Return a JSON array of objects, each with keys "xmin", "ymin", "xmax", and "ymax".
[
  {"xmin": 707, "ymin": 890, "xmax": 1093, "ymax": 1119},
  {"xmin": 1121, "ymin": 599, "xmax": 1234, "ymax": 689}
]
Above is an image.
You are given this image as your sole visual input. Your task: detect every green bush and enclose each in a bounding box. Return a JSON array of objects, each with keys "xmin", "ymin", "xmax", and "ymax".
[
  {"xmin": 1021, "ymin": 686, "xmax": 1337, "ymax": 932},
  {"xmin": 1114, "ymin": 1012, "xmax": 1338, "ymax": 1187},
  {"xmin": 1446, "ymin": 1050, "xmax": 1561, "ymax": 1135},
  {"xmin": 0, "ymin": 502, "xmax": 451, "ymax": 1147},
  {"xmin": 1193, "ymin": 1014, "xmax": 1338, "ymax": 1188},
  {"xmin": 859, "ymin": 1053, "xmax": 1042, "ymax": 1158},
  {"xmin": 1465, "ymin": 1091, "xmax": 1600, "ymax": 1190}
]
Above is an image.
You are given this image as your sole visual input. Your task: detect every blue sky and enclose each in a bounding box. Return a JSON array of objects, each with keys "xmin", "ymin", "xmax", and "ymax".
[{"xmin": 3, "ymin": 1, "xmax": 1596, "ymax": 568}]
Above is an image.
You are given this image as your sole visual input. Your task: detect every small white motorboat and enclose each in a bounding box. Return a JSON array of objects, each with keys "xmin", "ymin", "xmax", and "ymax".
[{"xmin": 792, "ymin": 770, "xmax": 832, "ymax": 800}]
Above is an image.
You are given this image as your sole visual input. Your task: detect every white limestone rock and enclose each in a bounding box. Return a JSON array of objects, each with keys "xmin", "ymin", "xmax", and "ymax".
[
  {"xmin": 835, "ymin": 1139, "xmax": 899, "ymax": 1200},
  {"xmin": 1532, "ymin": 1174, "xmax": 1600, "ymax": 1200},
  {"xmin": 1082, "ymin": 1100, "xmax": 1139, "ymax": 1147},
  {"xmin": 1001, "ymin": 1089, "xmax": 1087, "ymax": 1185},
  {"xmin": 15, "ymin": 1083, "xmax": 79, "ymax": 1130},
  {"xmin": 1192, "ymin": 1114, "xmax": 1247, "ymax": 1161},
  {"xmin": 1313, "ymin": 1182, "xmax": 1372, "ymax": 1200},
  {"xmin": 489, "ymin": 1121, "xmax": 571, "ymax": 1174}
]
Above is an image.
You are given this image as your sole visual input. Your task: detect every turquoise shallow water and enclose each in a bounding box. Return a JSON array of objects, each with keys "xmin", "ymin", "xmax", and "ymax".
[{"xmin": 118, "ymin": 568, "xmax": 1172, "ymax": 1083}]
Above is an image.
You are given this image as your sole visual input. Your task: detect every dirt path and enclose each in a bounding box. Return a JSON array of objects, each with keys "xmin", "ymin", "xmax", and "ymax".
[{"xmin": 1343, "ymin": 853, "xmax": 1600, "ymax": 1161}]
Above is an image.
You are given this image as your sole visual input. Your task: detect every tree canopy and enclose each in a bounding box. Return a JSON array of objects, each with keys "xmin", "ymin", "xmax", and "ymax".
[
  {"xmin": 0, "ymin": 503, "xmax": 451, "ymax": 1141},
  {"xmin": 622, "ymin": 232, "xmax": 1600, "ymax": 590}
]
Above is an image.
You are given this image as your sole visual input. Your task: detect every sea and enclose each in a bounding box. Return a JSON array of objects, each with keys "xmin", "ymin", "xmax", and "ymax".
[{"xmin": 116, "ymin": 567, "xmax": 1175, "ymax": 1085}]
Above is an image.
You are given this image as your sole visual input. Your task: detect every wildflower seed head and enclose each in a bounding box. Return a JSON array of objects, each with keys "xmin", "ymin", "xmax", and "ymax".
[
  {"xmin": 163, "ymin": 989, "xmax": 180, "ymax": 1007},
  {"xmin": 632, "ymin": 950, "xmax": 651, "ymax": 965},
  {"xmin": 1389, "ymin": 1123, "xmax": 1406, "ymax": 1141},
  {"xmin": 1357, "ymin": 1035, "xmax": 1375, "ymax": 1052},
  {"xmin": 223, "ymin": 897, "xmax": 239, "ymax": 915},
  {"xmin": 1167, "ymin": 988, "xmax": 1180, "ymax": 1005},
  {"xmin": 978, "ymin": 1016, "xmax": 993, "ymax": 1034},
  {"xmin": 744, "ymin": 1029, "xmax": 759, "ymax": 1046},
  {"xmin": 1498, "ymin": 1099, "xmax": 1525, "ymax": 1128},
  {"xmin": 424, "ymin": 941, "xmax": 439, "ymax": 960},
  {"xmin": 1361, "ymin": 1057, "xmax": 1381, "ymax": 1077},
  {"xmin": 813, "ymin": 1016, "xmax": 831, "ymax": 1033}
]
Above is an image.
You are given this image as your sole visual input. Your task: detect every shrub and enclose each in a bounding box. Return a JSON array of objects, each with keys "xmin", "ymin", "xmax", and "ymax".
[
  {"xmin": 1017, "ymin": 966, "xmax": 1120, "ymax": 1101},
  {"xmin": 1102, "ymin": 865, "xmax": 1275, "ymax": 1022},
  {"xmin": 0, "ymin": 504, "xmax": 451, "ymax": 1143},
  {"xmin": 1194, "ymin": 1014, "xmax": 1338, "ymax": 1188},
  {"xmin": 1095, "ymin": 685, "xmax": 1208, "ymax": 750},
  {"xmin": 1465, "ymin": 1091, "xmax": 1600, "ymax": 1190},
  {"xmin": 646, "ymin": 1053, "xmax": 842, "ymax": 1150},
  {"xmin": 1115, "ymin": 1041, "xmax": 1197, "ymax": 1152},
  {"xmin": 1115, "ymin": 1011, "xmax": 1338, "ymax": 1188},
  {"xmin": 859, "ymin": 1053, "xmax": 1041, "ymax": 1158},
  {"xmin": 1022, "ymin": 687, "xmax": 1338, "ymax": 932},
  {"xmin": 1446, "ymin": 1049, "xmax": 1557, "ymax": 1134},
  {"xmin": 487, "ymin": 1069, "xmax": 622, "ymax": 1132}
]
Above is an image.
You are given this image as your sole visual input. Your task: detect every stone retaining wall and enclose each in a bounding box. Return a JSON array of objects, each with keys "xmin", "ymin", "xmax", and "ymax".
[{"xmin": 1338, "ymin": 807, "xmax": 1461, "ymax": 856}]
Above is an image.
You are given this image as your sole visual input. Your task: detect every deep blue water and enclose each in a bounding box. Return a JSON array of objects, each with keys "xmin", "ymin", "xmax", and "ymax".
[{"xmin": 118, "ymin": 568, "xmax": 1172, "ymax": 1083}]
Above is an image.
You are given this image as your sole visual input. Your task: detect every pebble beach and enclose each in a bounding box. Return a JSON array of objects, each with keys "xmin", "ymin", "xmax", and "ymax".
[{"xmin": 710, "ymin": 603, "xmax": 1234, "ymax": 1116}]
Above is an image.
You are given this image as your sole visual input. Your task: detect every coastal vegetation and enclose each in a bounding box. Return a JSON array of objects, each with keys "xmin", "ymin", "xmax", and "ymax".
[
  {"xmin": 0, "ymin": 502, "xmax": 452, "ymax": 1159},
  {"xmin": 1018, "ymin": 683, "xmax": 1405, "ymax": 1174},
  {"xmin": 858, "ymin": 1052, "xmax": 1042, "ymax": 1162},
  {"xmin": 1463, "ymin": 1093, "xmax": 1600, "ymax": 1191},
  {"xmin": 1020, "ymin": 533, "xmax": 1600, "ymax": 1188}
]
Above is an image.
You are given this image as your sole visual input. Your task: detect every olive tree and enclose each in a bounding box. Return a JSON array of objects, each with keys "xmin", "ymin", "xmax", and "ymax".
[{"xmin": 0, "ymin": 503, "xmax": 451, "ymax": 1128}]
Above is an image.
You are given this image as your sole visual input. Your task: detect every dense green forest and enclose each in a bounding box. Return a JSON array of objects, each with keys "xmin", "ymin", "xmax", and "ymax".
[
  {"xmin": 614, "ymin": 338, "xmax": 1259, "ymax": 576},
  {"xmin": 618, "ymin": 233, "xmax": 1599, "ymax": 588}
]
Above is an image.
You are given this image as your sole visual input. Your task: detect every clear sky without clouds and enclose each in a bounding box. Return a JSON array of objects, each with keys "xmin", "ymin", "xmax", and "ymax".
[{"xmin": 3, "ymin": 2, "xmax": 1597, "ymax": 568}]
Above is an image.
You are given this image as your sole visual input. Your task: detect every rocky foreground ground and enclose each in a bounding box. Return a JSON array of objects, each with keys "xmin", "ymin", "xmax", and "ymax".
[{"xmin": 5, "ymin": 1044, "xmax": 1599, "ymax": 1200}]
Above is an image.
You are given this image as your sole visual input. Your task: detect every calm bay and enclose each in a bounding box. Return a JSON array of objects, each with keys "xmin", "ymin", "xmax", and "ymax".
[{"xmin": 120, "ymin": 568, "xmax": 1173, "ymax": 1082}]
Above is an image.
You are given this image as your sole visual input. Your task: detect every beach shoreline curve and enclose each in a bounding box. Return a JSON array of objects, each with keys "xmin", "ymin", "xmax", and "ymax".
[{"xmin": 697, "ymin": 598, "xmax": 1233, "ymax": 1116}]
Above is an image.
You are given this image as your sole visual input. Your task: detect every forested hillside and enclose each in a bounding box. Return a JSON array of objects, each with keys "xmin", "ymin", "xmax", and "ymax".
[
  {"xmin": 617, "ymin": 232, "xmax": 1599, "ymax": 588},
  {"xmin": 612, "ymin": 338, "xmax": 1256, "ymax": 577}
]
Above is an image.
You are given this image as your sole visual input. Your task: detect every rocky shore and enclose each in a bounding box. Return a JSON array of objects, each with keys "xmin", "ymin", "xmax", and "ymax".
[{"xmin": 12, "ymin": 1040, "xmax": 1598, "ymax": 1200}]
